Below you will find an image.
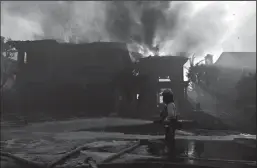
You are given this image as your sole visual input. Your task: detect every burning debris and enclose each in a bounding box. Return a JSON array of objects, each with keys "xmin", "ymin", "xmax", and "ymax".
[{"xmin": 1, "ymin": 39, "xmax": 189, "ymax": 121}]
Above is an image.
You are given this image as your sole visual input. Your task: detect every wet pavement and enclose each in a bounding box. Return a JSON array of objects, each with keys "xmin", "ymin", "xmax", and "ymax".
[
  {"xmin": 81, "ymin": 139, "xmax": 256, "ymax": 162},
  {"xmin": 75, "ymin": 123, "xmax": 256, "ymax": 167},
  {"xmin": 75, "ymin": 122, "xmax": 256, "ymax": 141},
  {"xmin": 1, "ymin": 118, "xmax": 256, "ymax": 168},
  {"xmin": 51, "ymin": 139, "xmax": 256, "ymax": 168}
]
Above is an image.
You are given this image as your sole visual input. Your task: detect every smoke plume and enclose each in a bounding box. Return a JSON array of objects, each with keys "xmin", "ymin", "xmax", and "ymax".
[{"xmin": 1, "ymin": 1, "xmax": 256, "ymax": 57}]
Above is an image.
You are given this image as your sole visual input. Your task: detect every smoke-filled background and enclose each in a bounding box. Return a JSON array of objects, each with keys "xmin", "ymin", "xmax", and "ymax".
[{"xmin": 1, "ymin": 1, "xmax": 256, "ymax": 61}]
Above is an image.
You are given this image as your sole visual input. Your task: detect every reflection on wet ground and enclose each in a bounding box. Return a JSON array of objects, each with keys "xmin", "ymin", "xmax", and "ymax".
[
  {"xmin": 156, "ymin": 139, "xmax": 255, "ymax": 161},
  {"xmin": 75, "ymin": 122, "xmax": 256, "ymax": 141},
  {"xmin": 83, "ymin": 139, "xmax": 256, "ymax": 161},
  {"xmin": 80, "ymin": 139, "xmax": 256, "ymax": 168},
  {"xmin": 1, "ymin": 120, "xmax": 256, "ymax": 168},
  {"xmin": 1, "ymin": 138, "xmax": 256, "ymax": 168},
  {"xmin": 76, "ymin": 122, "xmax": 244, "ymax": 136},
  {"xmin": 76, "ymin": 123, "xmax": 256, "ymax": 163}
]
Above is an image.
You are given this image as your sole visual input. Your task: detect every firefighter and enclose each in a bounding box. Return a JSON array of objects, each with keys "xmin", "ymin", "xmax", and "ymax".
[{"xmin": 160, "ymin": 89, "xmax": 178, "ymax": 154}]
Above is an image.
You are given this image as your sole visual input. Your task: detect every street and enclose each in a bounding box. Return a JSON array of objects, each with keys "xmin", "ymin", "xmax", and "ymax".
[{"xmin": 1, "ymin": 117, "xmax": 256, "ymax": 167}]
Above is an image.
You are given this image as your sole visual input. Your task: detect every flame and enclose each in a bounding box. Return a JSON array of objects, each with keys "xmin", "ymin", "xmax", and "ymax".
[
  {"xmin": 137, "ymin": 44, "xmax": 155, "ymax": 56},
  {"xmin": 128, "ymin": 41, "xmax": 170, "ymax": 57}
]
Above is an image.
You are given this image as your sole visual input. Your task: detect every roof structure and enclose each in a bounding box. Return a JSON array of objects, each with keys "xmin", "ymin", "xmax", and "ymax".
[
  {"xmin": 139, "ymin": 55, "xmax": 188, "ymax": 65},
  {"xmin": 215, "ymin": 52, "xmax": 256, "ymax": 71},
  {"xmin": 7, "ymin": 40, "xmax": 128, "ymax": 52},
  {"xmin": 201, "ymin": 52, "xmax": 256, "ymax": 101}
]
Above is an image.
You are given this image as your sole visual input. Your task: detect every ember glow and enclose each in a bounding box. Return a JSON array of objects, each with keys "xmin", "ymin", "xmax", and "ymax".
[{"xmin": 137, "ymin": 44, "xmax": 156, "ymax": 57}]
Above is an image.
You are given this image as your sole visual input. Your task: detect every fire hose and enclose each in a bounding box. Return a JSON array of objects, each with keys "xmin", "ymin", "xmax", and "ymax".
[
  {"xmin": 0, "ymin": 140, "xmax": 142, "ymax": 168},
  {"xmin": 1, "ymin": 139, "xmax": 256, "ymax": 168},
  {"xmin": 0, "ymin": 151, "xmax": 45, "ymax": 168},
  {"xmin": 47, "ymin": 140, "xmax": 142, "ymax": 168}
]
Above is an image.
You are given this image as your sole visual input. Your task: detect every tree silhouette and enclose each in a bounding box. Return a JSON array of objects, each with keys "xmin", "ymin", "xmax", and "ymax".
[
  {"xmin": 1, "ymin": 36, "xmax": 18, "ymax": 89},
  {"xmin": 236, "ymin": 72, "xmax": 256, "ymax": 107}
]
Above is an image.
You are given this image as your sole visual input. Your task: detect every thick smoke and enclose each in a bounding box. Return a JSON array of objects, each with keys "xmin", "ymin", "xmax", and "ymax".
[
  {"xmin": 1, "ymin": 1, "xmax": 109, "ymax": 43},
  {"xmin": 105, "ymin": 1, "xmax": 170, "ymax": 49},
  {"xmin": 104, "ymin": 2, "xmax": 133, "ymax": 43},
  {"xmin": 1, "ymin": 1, "xmax": 256, "ymax": 57},
  {"xmin": 159, "ymin": 2, "xmax": 230, "ymax": 56}
]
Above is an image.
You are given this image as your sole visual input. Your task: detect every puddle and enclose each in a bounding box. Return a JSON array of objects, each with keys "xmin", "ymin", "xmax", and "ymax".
[
  {"xmin": 1, "ymin": 137, "xmax": 256, "ymax": 168},
  {"xmin": 52, "ymin": 138, "xmax": 256, "ymax": 168},
  {"xmin": 77, "ymin": 123, "xmax": 256, "ymax": 138},
  {"xmin": 79, "ymin": 139, "xmax": 256, "ymax": 162},
  {"xmin": 1, "ymin": 122, "xmax": 255, "ymax": 168}
]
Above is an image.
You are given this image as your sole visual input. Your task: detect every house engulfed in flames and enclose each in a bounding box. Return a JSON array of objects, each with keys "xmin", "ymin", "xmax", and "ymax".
[{"xmin": 6, "ymin": 40, "xmax": 189, "ymax": 119}]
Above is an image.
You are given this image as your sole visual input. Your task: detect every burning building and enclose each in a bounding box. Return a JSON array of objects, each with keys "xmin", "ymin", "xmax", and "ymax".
[
  {"xmin": 7, "ymin": 40, "xmax": 189, "ymax": 120},
  {"xmin": 132, "ymin": 56, "xmax": 189, "ymax": 117}
]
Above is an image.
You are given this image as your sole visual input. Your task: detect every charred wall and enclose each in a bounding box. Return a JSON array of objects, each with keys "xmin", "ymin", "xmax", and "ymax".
[
  {"xmin": 10, "ymin": 40, "xmax": 133, "ymax": 119},
  {"xmin": 6, "ymin": 40, "xmax": 188, "ymax": 121},
  {"xmin": 116, "ymin": 56, "xmax": 188, "ymax": 118}
]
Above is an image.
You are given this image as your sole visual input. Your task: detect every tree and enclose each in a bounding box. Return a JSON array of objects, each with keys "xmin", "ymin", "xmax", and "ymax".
[
  {"xmin": 186, "ymin": 54, "xmax": 207, "ymax": 85},
  {"xmin": 1, "ymin": 36, "xmax": 16, "ymax": 57},
  {"xmin": 1, "ymin": 36, "xmax": 18, "ymax": 89},
  {"xmin": 236, "ymin": 72, "xmax": 256, "ymax": 106}
]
